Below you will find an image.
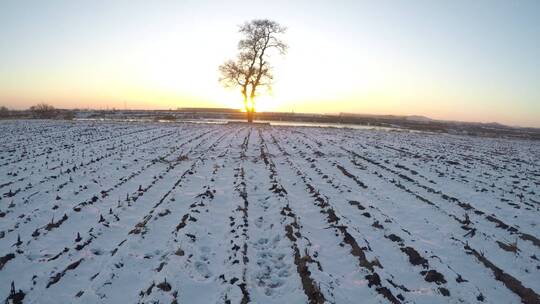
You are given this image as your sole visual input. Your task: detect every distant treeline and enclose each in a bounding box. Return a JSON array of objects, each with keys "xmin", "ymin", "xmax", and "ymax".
[
  {"xmin": 1, "ymin": 105, "xmax": 538, "ymax": 140},
  {"xmin": 0, "ymin": 103, "xmax": 74, "ymax": 120}
]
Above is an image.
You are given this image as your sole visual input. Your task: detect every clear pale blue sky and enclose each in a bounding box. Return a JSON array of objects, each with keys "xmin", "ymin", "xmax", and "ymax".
[{"xmin": 0, "ymin": 0, "xmax": 539, "ymax": 127}]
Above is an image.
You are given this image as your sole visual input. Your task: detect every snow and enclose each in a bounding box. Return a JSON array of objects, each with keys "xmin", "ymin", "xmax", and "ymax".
[{"xmin": 0, "ymin": 120, "xmax": 539, "ymax": 304}]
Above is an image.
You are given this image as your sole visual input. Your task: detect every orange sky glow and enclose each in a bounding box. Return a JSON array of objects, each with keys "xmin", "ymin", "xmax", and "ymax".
[{"xmin": 1, "ymin": 1, "xmax": 539, "ymax": 127}]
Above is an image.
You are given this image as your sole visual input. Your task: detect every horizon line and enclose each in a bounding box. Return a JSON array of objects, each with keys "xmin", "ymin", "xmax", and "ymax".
[{"xmin": 3, "ymin": 105, "xmax": 539, "ymax": 129}]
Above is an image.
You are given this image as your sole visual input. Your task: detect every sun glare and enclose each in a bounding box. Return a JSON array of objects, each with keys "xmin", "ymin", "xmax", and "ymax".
[
  {"xmin": 253, "ymin": 95, "xmax": 281, "ymax": 112},
  {"xmin": 212, "ymin": 86, "xmax": 281, "ymax": 113}
]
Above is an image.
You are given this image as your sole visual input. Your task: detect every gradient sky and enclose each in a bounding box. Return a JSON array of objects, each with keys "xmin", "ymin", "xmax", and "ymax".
[{"xmin": 1, "ymin": 0, "xmax": 539, "ymax": 127}]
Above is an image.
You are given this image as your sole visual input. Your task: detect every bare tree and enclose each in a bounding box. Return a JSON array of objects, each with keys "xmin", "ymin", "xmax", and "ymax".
[
  {"xmin": 30, "ymin": 103, "xmax": 57, "ymax": 119},
  {"xmin": 0, "ymin": 106, "xmax": 8, "ymax": 118},
  {"xmin": 219, "ymin": 19, "xmax": 287, "ymax": 123}
]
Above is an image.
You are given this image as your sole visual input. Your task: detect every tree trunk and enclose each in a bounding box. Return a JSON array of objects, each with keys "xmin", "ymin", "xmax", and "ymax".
[
  {"xmin": 243, "ymin": 93, "xmax": 252, "ymax": 123},
  {"xmin": 247, "ymin": 95, "xmax": 255, "ymax": 123}
]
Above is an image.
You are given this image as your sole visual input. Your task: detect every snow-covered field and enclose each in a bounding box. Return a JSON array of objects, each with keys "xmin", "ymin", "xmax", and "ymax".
[{"xmin": 1, "ymin": 120, "xmax": 539, "ymax": 304}]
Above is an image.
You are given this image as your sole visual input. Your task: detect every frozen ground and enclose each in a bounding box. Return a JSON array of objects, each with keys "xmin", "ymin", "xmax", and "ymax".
[{"xmin": 0, "ymin": 120, "xmax": 538, "ymax": 304}]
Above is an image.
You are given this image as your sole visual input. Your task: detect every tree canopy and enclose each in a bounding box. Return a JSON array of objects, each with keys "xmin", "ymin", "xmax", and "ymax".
[{"xmin": 219, "ymin": 19, "xmax": 287, "ymax": 122}]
